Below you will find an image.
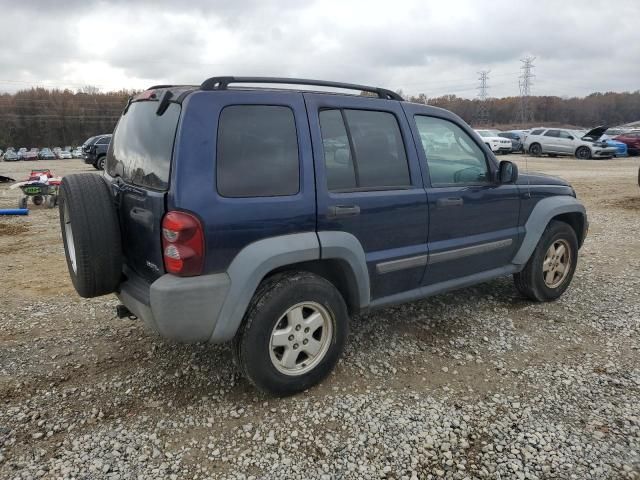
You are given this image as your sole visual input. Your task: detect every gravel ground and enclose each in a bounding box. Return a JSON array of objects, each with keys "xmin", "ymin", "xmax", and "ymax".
[{"xmin": 0, "ymin": 156, "xmax": 639, "ymax": 479}]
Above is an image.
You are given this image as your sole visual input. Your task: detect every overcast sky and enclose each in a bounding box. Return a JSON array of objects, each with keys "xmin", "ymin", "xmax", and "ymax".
[{"xmin": 1, "ymin": 0, "xmax": 638, "ymax": 99}]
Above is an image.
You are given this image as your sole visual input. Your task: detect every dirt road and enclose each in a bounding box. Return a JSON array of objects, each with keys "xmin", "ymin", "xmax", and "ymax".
[{"xmin": 0, "ymin": 156, "xmax": 639, "ymax": 479}]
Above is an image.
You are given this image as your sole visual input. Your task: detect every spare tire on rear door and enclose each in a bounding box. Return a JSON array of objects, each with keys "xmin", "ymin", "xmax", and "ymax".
[{"xmin": 58, "ymin": 173, "xmax": 123, "ymax": 298}]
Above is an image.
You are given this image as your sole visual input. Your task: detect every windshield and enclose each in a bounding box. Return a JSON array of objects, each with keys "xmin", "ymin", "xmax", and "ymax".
[
  {"xmin": 107, "ymin": 101, "xmax": 180, "ymax": 191},
  {"xmin": 476, "ymin": 130, "xmax": 492, "ymax": 138}
]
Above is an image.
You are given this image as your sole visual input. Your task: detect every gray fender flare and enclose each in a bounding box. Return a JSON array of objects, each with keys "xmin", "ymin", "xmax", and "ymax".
[
  {"xmin": 317, "ymin": 231, "xmax": 370, "ymax": 310},
  {"xmin": 512, "ymin": 196, "xmax": 587, "ymax": 266},
  {"xmin": 209, "ymin": 232, "xmax": 320, "ymax": 342}
]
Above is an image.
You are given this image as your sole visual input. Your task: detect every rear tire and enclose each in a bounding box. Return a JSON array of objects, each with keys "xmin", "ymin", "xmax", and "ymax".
[
  {"xmin": 58, "ymin": 173, "xmax": 122, "ymax": 298},
  {"xmin": 234, "ymin": 271, "xmax": 349, "ymax": 396},
  {"xmin": 513, "ymin": 220, "xmax": 578, "ymax": 302}
]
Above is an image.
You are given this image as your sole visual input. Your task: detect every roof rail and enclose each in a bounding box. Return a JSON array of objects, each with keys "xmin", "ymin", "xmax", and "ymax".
[{"xmin": 199, "ymin": 76, "xmax": 403, "ymax": 101}]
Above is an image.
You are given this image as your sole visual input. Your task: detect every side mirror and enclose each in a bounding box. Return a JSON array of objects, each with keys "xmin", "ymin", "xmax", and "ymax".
[{"xmin": 498, "ymin": 160, "xmax": 518, "ymax": 184}]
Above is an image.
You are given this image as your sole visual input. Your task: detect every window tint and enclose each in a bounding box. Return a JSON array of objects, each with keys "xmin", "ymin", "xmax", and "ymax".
[
  {"xmin": 108, "ymin": 102, "xmax": 180, "ymax": 190},
  {"xmin": 217, "ymin": 105, "xmax": 299, "ymax": 197},
  {"xmin": 544, "ymin": 129, "xmax": 560, "ymax": 137},
  {"xmin": 343, "ymin": 110, "xmax": 410, "ymax": 188},
  {"xmin": 96, "ymin": 136, "xmax": 110, "ymax": 145},
  {"xmin": 530, "ymin": 129, "xmax": 544, "ymax": 135},
  {"xmin": 319, "ymin": 109, "xmax": 410, "ymax": 191},
  {"xmin": 319, "ymin": 110, "xmax": 356, "ymax": 190},
  {"xmin": 415, "ymin": 115, "xmax": 489, "ymax": 186},
  {"xmin": 558, "ymin": 130, "xmax": 573, "ymax": 139}
]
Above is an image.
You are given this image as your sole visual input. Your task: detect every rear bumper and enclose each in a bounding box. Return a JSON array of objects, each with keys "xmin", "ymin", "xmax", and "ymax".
[{"xmin": 117, "ymin": 269, "xmax": 231, "ymax": 343}]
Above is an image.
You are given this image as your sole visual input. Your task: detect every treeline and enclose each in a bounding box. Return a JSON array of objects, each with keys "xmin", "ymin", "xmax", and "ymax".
[
  {"xmin": 406, "ymin": 91, "xmax": 640, "ymax": 129},
  {"xmin": 0, "ymin": 87, "xmax": 133, "ymax": 149},
  {"xmin": 2, "ymin": 87, "xmax": 640, "ymax": 148}
]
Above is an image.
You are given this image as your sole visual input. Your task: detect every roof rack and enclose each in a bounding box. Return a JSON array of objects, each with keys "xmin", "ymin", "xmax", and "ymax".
[{"xmin": 199, "ymin": 76, "xmax": 403, "ymax": 101}]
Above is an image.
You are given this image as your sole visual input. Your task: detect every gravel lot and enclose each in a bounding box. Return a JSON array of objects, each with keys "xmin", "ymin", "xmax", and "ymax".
[{"xmin": 0, "ymin": 156, "xmax": 639, "ymax": 480}]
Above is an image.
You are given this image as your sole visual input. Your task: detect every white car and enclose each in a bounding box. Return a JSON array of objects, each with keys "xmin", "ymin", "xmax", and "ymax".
[{"xmin": 474, "ymin": 130, "xmax": 512, "ymax": 154}]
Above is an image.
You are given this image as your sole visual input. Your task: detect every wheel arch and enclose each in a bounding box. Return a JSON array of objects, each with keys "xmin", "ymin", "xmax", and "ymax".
[
  {"xmin": 208, "ymin": 231, "xmax": 369, "ymax": 343},
  {"xmin": 552, "ymin": 212, "xmax": 586, "ymax": 248},
  {"xmin": 512, "ymin": 196, "xmax": 587, "ymax": 266},
  {"xmin": 268, "ymin": 258, "xmax": 363, "ymax": 316}
]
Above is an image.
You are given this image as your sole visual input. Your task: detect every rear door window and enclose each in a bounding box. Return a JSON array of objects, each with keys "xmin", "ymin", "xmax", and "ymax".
[
  {"xmin": 530, "ymin": 129, "xmax": 545, "ymax": 135},
  {"xmin": 558, "ymin": 130, "xmax": 573, "ymax": 139},
  {"xmin": 544, "ymin": 130, "xmax": 560, "ymax": 137},
  {"xmin": 217, "ymin": 105, "xmax": 299, "ymax": 198},
  {"xmin": 319, "ymin": 109, "xmax": 410, "ymax": 191}
]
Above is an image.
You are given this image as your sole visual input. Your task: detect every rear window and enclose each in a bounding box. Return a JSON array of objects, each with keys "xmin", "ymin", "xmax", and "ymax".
[
  {"xmin": 107, "ymin": 101, "xmax": 180, "ymax": 191},
  {"xmin": 216, "ymin": 105, "xmax": 299, "ymax": 198}
]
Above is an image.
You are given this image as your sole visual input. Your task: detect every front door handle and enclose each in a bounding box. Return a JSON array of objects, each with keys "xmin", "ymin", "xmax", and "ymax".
[
  {"xmin": 437, "ymin": 197, "xmax": 464, "ymax": 207},
  {"xmin": 328, "ymin": 205, "xmax": 361, "ymax": 217}
]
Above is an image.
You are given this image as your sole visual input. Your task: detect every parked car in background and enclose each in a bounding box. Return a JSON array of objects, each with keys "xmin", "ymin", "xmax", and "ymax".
[
  {"xmin": 72, "ymin": 147, "xmax": 84, "ymax": 159},
  {"xmin": 58, "ymin": 150, "xmax": 73, "ymax": 159},
  {"xmin": 613, "ymin": 132, "xmax": 640, "ymax": 156},
  {"xmin": 23, "ymin": 148, "xmax": 39, "ymax": 161},
  {"xmin": 64, "ymin": 146, "xmax": 72, "ymax": 152},
  {"xmin": 524, "ymin": 126, "xmax": 617, "ymax": 159},
  {"xmin": 2, "ymin": 149, "xmax": 19, "ymax": 161},
  {"xmin": 17, "ymin": 147, "xmax": 27, "ymax": 159},
  {"xmin": 498, "ymin": 131, "xmax": 524, "ymax": 153},
  {"xmin": 39, "ymin": 147, "xmax": 56, "ymax": 160},
  {"xmin": 474, "ymin": 129, "xmax": 512, "ymax": 154},
  {"xmin": 82, "ymin": 134, "xmax": 112, "ymax": 170}
]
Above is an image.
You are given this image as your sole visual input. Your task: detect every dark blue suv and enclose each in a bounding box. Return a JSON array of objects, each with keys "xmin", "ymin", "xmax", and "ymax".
[{"xmin": 58, "ymin": 77, "xmax": 587, "ymax": 395}]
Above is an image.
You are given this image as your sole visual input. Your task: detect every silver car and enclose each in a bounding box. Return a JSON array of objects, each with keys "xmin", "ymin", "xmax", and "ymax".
[{"xmin": 524, "ymin": 126, "xmax": 617, "ymax": 160}]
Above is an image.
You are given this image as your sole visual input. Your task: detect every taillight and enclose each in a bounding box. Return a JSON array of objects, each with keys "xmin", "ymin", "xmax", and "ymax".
[{"xmin": 161, "ymin": 211, "xmax": 204, "ymax": 276}]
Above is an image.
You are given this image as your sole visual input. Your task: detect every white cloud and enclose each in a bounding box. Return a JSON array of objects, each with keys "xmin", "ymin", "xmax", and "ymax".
[{"xmin": 0, "ymin": 0, "xmax": 638, "ymax": 98}]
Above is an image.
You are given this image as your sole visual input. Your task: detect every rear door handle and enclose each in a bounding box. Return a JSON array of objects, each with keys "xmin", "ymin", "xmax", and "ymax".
[
  {"xmin": 437, "ymin": 197, "xmax": 464, "ymax": 207},
  {"xmin": 328, "ymin": 205, "xmax": 361, "ymax": 217}
]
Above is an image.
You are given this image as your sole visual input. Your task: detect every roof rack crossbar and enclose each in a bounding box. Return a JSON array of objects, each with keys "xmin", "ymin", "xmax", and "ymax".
[{"xmin": 199, "ymin": 76, "xmax": 403, "ymax": 101}]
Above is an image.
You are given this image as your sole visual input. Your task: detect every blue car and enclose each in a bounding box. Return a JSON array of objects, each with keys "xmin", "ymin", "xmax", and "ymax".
[{"xmin": 603, "ymin": 138, "xmax": 628, "ymax": 157}]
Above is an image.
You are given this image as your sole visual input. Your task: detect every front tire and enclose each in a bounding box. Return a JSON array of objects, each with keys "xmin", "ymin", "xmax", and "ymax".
[
  {"xmin": 529, "ymin": 143, "xmax": 542, "ymax": 156},
  {"xmin": 234, "ymin": 271, "xmax": 349, "ymax": 396},
  {"xmin": 575, "ymin": 146, "xmax": 591, "ymax": 160},
  {"xmin": 513, "ymin": 220, "xmax": 578, "ymax": 302}
]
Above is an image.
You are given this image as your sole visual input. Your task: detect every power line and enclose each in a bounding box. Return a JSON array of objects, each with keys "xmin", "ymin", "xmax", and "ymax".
[
  {"xmin": 475, "ymin": 70, "xmax": 490, "ymax": 125},
  {"xmin": 518, "ymin": 56, "xmax": 535, "ymax": 124}
]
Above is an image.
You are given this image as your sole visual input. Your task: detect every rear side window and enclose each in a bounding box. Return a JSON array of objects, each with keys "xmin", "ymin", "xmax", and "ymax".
[
  {"xmin": 319, "ymin": 109, "xmax": 410, "ymax": 191},
  {"xmin": 217, "ymin": 105, "xmax": 299, "ymax": 198},
  {"xmin": 558, "ymin": 130, "xmax": 573, "ymax": 139},
  {"xmin": 108, "ymin": 101, "xmax": 180, "ymax": 191},
  {"xmin": 530, "ymin": 129, "xmax": 544, "ymax": 135},
  {"xmin": 544, "ymin": 130, "xmax": 560, "ymax": 137}
]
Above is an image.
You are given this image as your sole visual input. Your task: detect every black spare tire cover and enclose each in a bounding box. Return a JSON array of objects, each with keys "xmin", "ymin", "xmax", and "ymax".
[{"xmin": 58, "ymin": 173, "xmax": 123, "ymax": 298}]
